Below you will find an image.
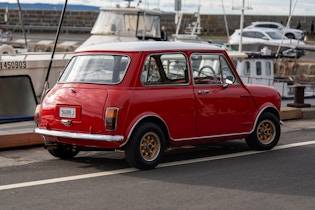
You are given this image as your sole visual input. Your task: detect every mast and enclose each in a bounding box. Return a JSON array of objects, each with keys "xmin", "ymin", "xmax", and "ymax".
[
  {"xmin": 232, "ymin": 0, "xmax": 252, "ymax": 52},
  {"xmin": 16, "ymin": 0, "xmax": 28, "ymax": 50}
]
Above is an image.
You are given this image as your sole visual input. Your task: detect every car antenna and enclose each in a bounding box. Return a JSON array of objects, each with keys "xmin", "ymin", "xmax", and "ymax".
[{"xmin": 40, "ymin": 0, "xmax": 68, "ymax": 103}]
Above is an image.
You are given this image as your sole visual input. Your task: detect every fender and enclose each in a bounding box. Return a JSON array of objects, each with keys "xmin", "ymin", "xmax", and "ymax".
[
  {"xmin": 250, "ymin": 104, "xmax": 280, "ymax": 133},
  {"xmin": 120, "ymin": 112, "xmax": 169, "ymax": 147}
]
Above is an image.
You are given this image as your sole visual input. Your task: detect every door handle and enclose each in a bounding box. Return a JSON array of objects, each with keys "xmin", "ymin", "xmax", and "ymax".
[{"xmin": 198, "ymin": 90, "xmax": 210, "ymax": 95}]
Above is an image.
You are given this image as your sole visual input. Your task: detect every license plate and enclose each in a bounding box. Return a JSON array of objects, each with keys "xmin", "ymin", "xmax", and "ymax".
[{"xmin": 59, "ymin": 107, "xmax": 76, "ymax": 118}]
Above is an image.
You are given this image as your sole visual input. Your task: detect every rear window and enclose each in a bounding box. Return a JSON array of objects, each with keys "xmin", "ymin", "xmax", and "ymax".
[{"xmin": 59, "ymin": 54, "xmax": 130, "ymax": 84}]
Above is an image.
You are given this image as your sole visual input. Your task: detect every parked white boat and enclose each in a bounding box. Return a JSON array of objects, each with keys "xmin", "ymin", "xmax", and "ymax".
[
  {"xmin": 233, "ymin": 50, "xmax": 315, "ymax": 99},
  {"xmin": 0, "ymin": 3, "xmax": 165, "ymax": 122}
]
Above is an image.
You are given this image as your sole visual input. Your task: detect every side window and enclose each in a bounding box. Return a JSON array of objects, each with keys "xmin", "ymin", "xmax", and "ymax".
[
  {"xmin": 255, "ymin": 32, "xmax": 265, "ymax": 39},
  {"xmin": 191, "ymin": 53, "xmax": 239, "ymax": 85},
  {"xmin": 266, "ymin": 61, "xmax": 272, "ymax": 76},
  {"xmin": 243, "ymin": 61, "xmax": 251, "ymax": 76},
  {"xmin": 141, "ymin": 56, "xmax": 161, "ymax": 84},
  {"xmin": 161, "ymin": 54, "xmax": 188, "ymax": 82},
  {"xmin": 243, "ymin": 32, "xmax": 252, "ymax": 38},
  {"xmin": 270, "ymin": 24, "xmax": 278, "ymax": 29},
  {"xmin": 220, "ymin": 56, "xmax": 239, "ymax": 84},
  {"xmin": 141, "ymin": 53, "xmax": 189, "ymax": 86}
]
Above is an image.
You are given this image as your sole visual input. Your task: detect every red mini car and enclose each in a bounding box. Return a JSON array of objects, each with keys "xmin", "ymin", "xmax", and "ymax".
[{"xmin": 35, "ymin": 41, "xmax": 281, "ymax": 169}]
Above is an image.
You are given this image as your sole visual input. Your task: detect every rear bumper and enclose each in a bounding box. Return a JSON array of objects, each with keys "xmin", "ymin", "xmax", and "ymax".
[{"xmin": 34, "ymin": 128, "xmax": 124, "ymax": 142}]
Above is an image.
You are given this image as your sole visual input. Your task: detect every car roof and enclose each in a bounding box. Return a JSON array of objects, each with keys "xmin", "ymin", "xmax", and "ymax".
[
  {"xmin": 75, "ymin": 41, "xmax": 223, "ymax": 53},
  {"xmin": 250, "ymin": 21, "xmax": 281, "ymax": 25}
]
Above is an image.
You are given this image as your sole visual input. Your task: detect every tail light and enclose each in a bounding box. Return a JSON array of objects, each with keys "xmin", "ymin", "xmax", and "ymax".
[
  {"xmin": 105, "ymin": 108, "xmax": 119, "ymax": 131},
  {"xmin": 34, "ymin": 104, "xmax": 42, "ymax": 126}
]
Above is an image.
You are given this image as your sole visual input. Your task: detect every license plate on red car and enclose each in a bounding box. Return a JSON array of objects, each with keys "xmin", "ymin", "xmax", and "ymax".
[
  {"xmin": 59, "ymin": 107, "xmax": 76, "ymax": 118},
  {"xmin": 56, "ymin": 105, "xmax": 81, "ymax": 121}
]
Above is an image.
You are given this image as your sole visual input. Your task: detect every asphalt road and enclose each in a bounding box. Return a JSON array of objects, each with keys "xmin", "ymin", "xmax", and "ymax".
[{"xmin": 1, "ymin": 119, "xmax": 315, "ymax": 210}]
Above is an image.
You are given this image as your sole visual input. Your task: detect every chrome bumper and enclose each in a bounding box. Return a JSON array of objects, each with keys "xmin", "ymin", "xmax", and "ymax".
[{"xmin": 34, "ymin": 128, "xmax": 124, "ymax": 142}]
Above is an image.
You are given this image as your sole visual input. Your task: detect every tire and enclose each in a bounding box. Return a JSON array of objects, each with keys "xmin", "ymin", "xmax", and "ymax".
[
  {"xmin": 47, "ymin": 144, "xmax": 80, "ymax": 159},
  {"xmin": 125, "ymin": 122, "xmax": 165, "ymax": 170},
  {"xmin": 245, "ymin": 112, "xmax": 280, "ymax": 151},
  {"xmin": 285, "ymin": 33, "xmax": 295, "ymax": 39}
]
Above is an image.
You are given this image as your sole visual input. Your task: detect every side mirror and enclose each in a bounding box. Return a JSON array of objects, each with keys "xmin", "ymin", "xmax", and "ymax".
[
  {"xmin": 222, "ymin": 75, "xmax": 234, "ymax": 88},
  {"xmin": 226, "ymin": 75, "xmax": 234, "ymax": 84},
  {"xmin": 262, "ymin": 36, "xmax": 269, "ymax": 40}
]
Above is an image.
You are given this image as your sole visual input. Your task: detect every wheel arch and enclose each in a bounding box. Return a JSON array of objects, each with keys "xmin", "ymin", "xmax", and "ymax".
[
  {"xmin": 252, "ymin": 106, "xmax": 280, "ymax": 133},
  {"xmin": 121, "ymin": 115, "xmax": 170, "ymax": 148},
  {"xmin": 285, "ymin": 32, "xmax": 295, "ymax": 39}
]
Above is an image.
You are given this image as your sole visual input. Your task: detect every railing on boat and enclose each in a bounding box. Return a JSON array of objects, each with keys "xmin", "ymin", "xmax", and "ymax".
[{"xmin": 240, "ymin": 75, "xmax": 315, "ymax": 98}]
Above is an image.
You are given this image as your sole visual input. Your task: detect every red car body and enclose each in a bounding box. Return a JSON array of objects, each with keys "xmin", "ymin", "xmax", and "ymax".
[{"xmin": 35, "ymin": 41, "xmax": 281, "ymax": 169}]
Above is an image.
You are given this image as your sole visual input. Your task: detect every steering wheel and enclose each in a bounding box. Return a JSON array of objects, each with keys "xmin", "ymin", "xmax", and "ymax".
[{"xmin": 198, "ymin": 65, "xmax": 217, "ymax": 83}]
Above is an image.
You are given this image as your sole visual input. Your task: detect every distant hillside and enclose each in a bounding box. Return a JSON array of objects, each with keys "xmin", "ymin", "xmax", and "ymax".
[{"xmin": 0, "ymin": 3, "xmax": 99, "ymax": 11}]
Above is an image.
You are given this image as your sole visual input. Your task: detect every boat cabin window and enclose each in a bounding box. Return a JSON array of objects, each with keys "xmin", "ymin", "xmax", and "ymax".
[
  {"xmin": 243, "ymin": 61, "xmax": 251, "ymax": 76},
  {"xmin": 266, "ymin": 61, "xmax": 272, "ymax": 76},
  {"xmin": 256, "ymin": 61, "xmax": 262, "ymax": 76},
  {"xmin": 91, "ymin": 10, "xmax": 161, "ymax": 40}
]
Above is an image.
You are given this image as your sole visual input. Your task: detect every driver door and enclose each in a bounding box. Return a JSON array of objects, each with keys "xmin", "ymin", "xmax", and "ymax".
[{"xmin": 191, "ymin": 53, "xmax": 257, "ymax": 137}]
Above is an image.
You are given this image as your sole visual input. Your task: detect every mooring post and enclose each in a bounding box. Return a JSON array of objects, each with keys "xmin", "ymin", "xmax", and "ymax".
[{"xmin": 287, "ymin": 85, "xmax": 311, "ymax": 108}]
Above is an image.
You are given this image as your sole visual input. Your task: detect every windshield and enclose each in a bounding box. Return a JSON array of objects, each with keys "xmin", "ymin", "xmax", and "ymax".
[
  {"xmin": 266, "ymin": 31, "xmax": 286, "ymax": 40},
  {"xmin": 59, "ymin": 55, "xmax": 130, "ymax": 84},
  {"xmin": 91, "ymin": 10, "xmax": 161, "ymax": 39}
]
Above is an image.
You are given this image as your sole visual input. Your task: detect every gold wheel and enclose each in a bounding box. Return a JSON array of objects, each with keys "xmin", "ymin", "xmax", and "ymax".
[
  {"xmin": 257, "ymin": 119, "xmax": 276, "ymax": 145},
  {"xmin": 140, "ymin": 132, "xmax": 161, "ymax": 161}
]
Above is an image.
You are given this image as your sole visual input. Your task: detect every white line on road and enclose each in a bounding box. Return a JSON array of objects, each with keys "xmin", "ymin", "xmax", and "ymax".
[{"xmin": 1, "ymin": 140, "xmax": 315, "ymax": 191}]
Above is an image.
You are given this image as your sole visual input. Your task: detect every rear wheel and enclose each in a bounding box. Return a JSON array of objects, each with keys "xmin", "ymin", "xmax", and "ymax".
[
  {"xmin": 245, "ymin": 112, "xmax": 280, "ymax": 150},
  {"xmin": 125, "ymin": 122, "xmax": 165, "ymax": 170},
  {"xmin": 47, "ymin": 144, "xmax": 80, "ymax": 159}
]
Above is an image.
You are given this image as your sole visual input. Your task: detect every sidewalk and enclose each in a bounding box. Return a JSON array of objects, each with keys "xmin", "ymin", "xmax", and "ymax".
[
  {"xmin": 0, "ymin": 105, "xmax": 314, "ymax": 149},
  {"xmin": 0, "ymin": 121, "xmax": 42, "ymax": 149}
]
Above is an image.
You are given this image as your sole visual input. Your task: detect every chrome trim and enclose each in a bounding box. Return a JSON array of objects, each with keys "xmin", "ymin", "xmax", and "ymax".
[
  {"xmin": 34, "ymin": 128, "xmax": 124, "ymax": 142},
  {"xmin": 61, "ymin": 119, "xmax": 72, "ymax": 126},
  {"xmin": 171, "ymin": 131, "xmax": 250, "ymax": 142}
]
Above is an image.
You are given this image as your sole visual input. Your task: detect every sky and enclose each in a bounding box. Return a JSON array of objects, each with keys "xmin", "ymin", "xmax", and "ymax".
[{"xmin": 0, "ymin": 0, "xmax": 314, "ymax": 16}]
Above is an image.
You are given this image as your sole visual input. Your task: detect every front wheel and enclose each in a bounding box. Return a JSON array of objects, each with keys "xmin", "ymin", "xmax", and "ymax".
[
  {"xmin": 245, "ymin": 112, "xmax": 280, "ymax": 150},
  {"xmin": 125, "ymin": 122, "xmax": 166, "ymax": 170}
]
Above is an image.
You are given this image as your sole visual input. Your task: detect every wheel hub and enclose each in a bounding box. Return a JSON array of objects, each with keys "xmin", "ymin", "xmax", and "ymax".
[
  {"xmin": 140, "ymin": 133, "xmax": 160, "ymax": 161},
  {"xmin": 258, "ymin": 120, "xmax": 275, "ymax": 144}
]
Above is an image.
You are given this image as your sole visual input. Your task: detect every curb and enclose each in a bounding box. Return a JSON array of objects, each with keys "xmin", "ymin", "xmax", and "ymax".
[
  {"xmin": 0, "ymin": 121, "xmax": 42, "ymax": 149},
  {"xmin": 280, "ymin": 106, "xmax": 315, "ymax": 120}
]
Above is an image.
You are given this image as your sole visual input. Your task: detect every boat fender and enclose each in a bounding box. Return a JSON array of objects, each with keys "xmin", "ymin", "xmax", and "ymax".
[{"xmin": 0, "ymin": 44, "xmax": 16, "ymax": 56}]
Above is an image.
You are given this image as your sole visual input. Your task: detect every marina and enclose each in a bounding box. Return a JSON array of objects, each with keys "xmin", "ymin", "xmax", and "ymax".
[{"xmin": 0, "ymin": 0, "xmax": 314, "ymax": 148}]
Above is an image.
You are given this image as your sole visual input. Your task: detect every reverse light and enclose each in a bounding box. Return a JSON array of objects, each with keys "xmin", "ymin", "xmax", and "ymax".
[{"xmin": 105, "ymin": 108, "xmax": 119, "ymax": 131}]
